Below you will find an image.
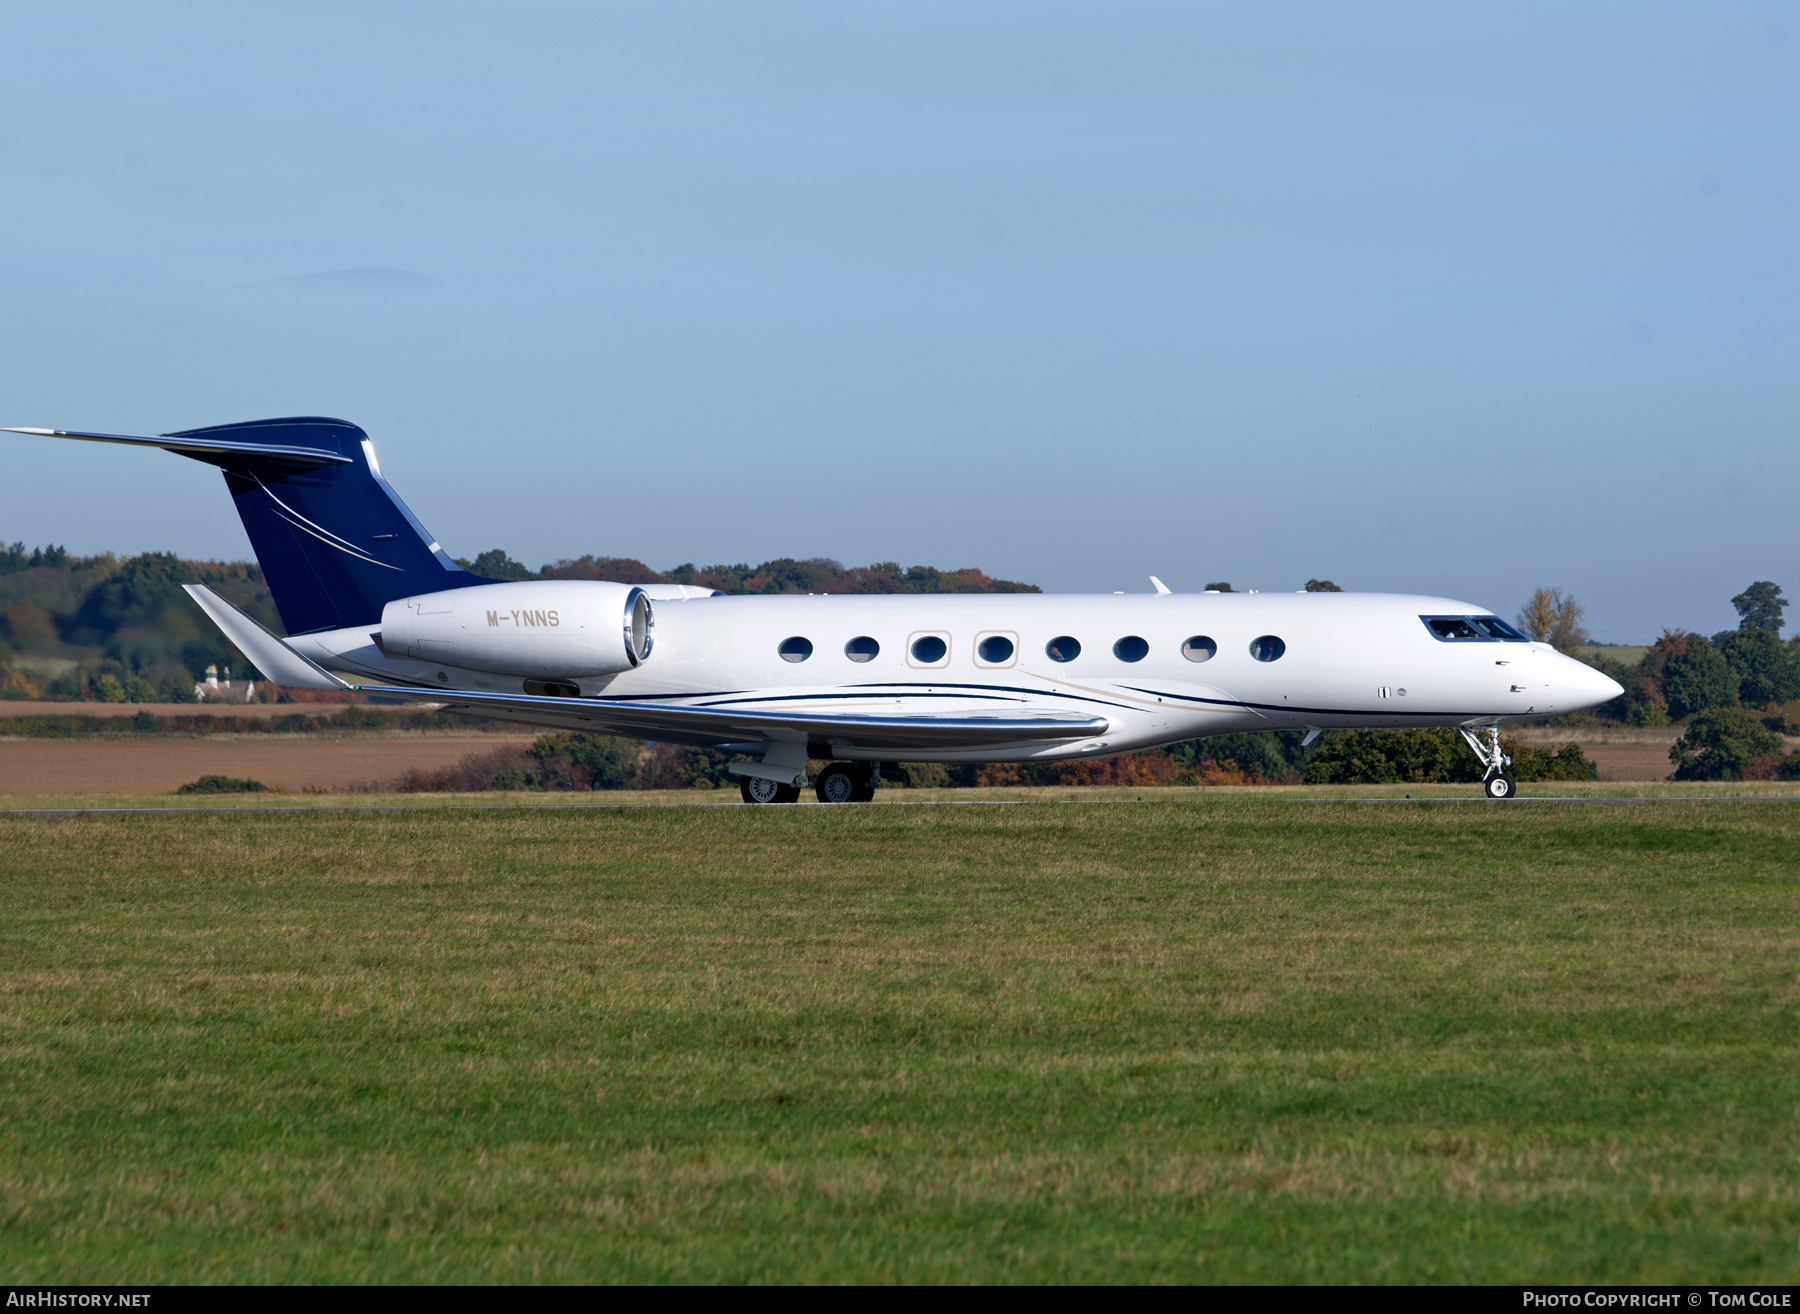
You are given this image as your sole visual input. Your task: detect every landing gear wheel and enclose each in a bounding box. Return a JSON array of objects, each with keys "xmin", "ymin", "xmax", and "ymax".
[
  {"xmin": 741, "ymin": 776, "xmax": 800, "ymax": 805},
  {"xmin": 815, "ymin": 764, "xmax": 860, "ymax": 804},
  {"xmin": 1461, "ymin": 728, "xmax": 1516, "ymax": 801},
  {"xmin": 852, "ymin": 782, "xmax": 877, "ymax": 803}
]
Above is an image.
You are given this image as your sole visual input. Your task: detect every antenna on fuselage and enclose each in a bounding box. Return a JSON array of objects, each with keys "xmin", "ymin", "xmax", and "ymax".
[{"xmin": 1149, "ymin": 576, "xmax": 1171, "ymax": 594}]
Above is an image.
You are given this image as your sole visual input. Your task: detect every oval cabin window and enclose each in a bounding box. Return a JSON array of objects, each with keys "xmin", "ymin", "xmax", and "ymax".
[
  {"xmin": 910, "ymin": 635, "xmax": 948, "ymax": 664},
  {"xmin": 779, "ymin": 636, "xmax": 813, "ymax": 663},
  {"xmin": 1181, "ymin": 635, "xmax": 1217, "ymax": 663},
  {"xmin": 1113, "ymin": 635, "xmax": 1149, "ymax": 663},
  {"xmin": 1045, "ymin": 636, "xmax": 1081, "ymax": 663},
  {"xmin": 977, "ymin": 635, "xmax": 1014, "ymax": 663},
  {"xmin": 1249, "ymin": 635, "xmax": 1286, "ymax": 662},
  {"xmin": 844, "ymin": 636, "xmax": 879, "ymax": 663}
]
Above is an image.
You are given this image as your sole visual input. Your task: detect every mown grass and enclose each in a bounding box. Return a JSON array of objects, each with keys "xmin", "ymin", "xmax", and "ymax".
[{"xmin": 0, "ymin": 798, "xmax": 1796, "ymax": 1283}]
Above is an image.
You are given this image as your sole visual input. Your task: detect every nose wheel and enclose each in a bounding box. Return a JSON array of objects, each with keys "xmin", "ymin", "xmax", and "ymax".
[{"xmin": 1460, "ymin": 726, "xmax": 1516, "ymax": 799}]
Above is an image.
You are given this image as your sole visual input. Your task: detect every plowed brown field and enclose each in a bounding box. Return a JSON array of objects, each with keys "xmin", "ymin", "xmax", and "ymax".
[
  {"xmin": 0, "ymin": 738, "xmax": 506, "ymax": 794},
  {"xmin": 1580, "ymin": 743, "xmax": 1673, "ymax": 782}
]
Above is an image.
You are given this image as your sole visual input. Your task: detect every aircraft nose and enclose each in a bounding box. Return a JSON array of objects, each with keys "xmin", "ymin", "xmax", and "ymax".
[{"xmin": 1562, "ymin": 656, "xmax": 1624, "ymax": 710}]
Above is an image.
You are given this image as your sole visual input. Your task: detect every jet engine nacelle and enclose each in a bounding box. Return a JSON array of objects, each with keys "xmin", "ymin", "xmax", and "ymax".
[{"xmin": 378, "ymin": 581, "xmax": 653, "ymax": 679}]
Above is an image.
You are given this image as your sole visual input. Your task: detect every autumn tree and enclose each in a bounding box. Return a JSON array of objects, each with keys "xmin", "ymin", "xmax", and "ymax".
[
  {"xmin": 1304, "ymin": 579, "xmax": 1342, "ymax": 592},
  {"xmin": 1516, "ymin": 586, "xmax": 1591, "ymax": 654}
]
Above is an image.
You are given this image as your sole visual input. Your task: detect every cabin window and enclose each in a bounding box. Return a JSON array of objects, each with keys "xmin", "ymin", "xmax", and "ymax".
[
  {"xmin": 1046, "ymin": 636, "xmax": 1081, "ymax": 663},
  {"xmin": 1113, "ymin": 635, "xmax": 1149, "ymax": 663},
  {"xmin": 977, "ymin": 635, "xmax": 1015, "ymax": 664},
  {"xmin": 1181, "ymin": 635, "xmax": 1217, "ymax": 663},
  {"xmin": 910, "ymin": 634, "xmax": 948, "ymax": 664},
  {"xmin": 844, "ymin": 636, "xmax": 879, "ymax": 663},
  {"xmin": 779, "ymin": 636, "xmax": 813, "ymax": 663},
  {"xmin": 1249, "ymin": 635, "xmax": 1286, "ymax": 662}
]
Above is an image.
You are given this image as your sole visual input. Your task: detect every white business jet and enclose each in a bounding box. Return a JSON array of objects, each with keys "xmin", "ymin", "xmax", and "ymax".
[{"xmin": 9, "ymin": 417, "xmax": 1623, "ymax": 801}]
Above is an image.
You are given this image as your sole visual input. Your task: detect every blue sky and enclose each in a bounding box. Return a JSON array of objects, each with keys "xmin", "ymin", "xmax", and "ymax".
[{"xmin": 1, "ymin": 1, "xmax": 1795, "ymax": 640}]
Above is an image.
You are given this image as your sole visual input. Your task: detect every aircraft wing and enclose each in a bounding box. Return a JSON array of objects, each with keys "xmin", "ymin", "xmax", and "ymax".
[
  {"xmin": 182, "ymin": 584, "xmax": 350, "ymax": 690},
  {"xmin": 351, "ymin": 682, "xmax": 1110, "ymax": 751}
]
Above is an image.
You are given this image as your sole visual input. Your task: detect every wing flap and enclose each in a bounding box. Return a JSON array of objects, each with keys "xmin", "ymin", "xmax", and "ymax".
[{"xmin": 352, "ymin": 683, "xmax": 1109, "ymax": 750}]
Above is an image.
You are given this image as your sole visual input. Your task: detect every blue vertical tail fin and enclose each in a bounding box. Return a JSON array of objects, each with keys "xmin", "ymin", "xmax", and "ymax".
[
  {"xmin": 8, "ymin": 415, "xmax": 493, "ymax": 633},
  {"xmin": 161, "ymin": 416, "xmax": 480, "ymax": 634}
]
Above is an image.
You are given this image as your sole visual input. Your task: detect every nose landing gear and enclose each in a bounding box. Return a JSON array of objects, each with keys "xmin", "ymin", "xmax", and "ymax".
[{"xmin": 1460, "ymin": 726, "xmax": 1516, "ymax": 800}]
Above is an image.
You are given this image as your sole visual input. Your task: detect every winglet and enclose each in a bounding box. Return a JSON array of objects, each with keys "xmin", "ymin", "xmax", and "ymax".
[
  {"xmin": 182, "ymin": 584, "xmax": 350, "ymax": 690},
  {"xmin": 1149, "ymin": 576, "xmax": 1171, "ymax": 595}
]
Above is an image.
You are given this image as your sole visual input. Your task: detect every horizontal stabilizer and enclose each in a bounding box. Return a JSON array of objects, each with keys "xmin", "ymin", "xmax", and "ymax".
[
  {"xmin": 16, "ymin": 417, "xmax": 487, "ymax": 634},
  {"xmin": 352, "ymin": 683, "xmax": 1110, "ymax": 751},
  {"xmin": 5, "ymin": 426, "xmax": 350, "ymax": 469},
  {"xmin": 182, "ymin": 585, "xmax": 349, "ymax": 691}
]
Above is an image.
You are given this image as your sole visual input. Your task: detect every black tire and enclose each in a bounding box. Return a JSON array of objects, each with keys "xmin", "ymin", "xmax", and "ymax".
[
  {"xmin": 815, "ymin": 764, "xmax": 860, "ymax": 804},
  {"xmin": 741, "ymin": 776, "xmax": 798, "ymax": 805},
  {"xmin": 852, "ymin": 782, "xmax": 877, "ymax": 803},
  {"xmin": 1484, "ymin": 773, "xmax": 1516, "ymax": 799}
]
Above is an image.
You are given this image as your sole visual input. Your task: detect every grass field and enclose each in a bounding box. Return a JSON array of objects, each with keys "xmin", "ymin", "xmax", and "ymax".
[
  {"xmin": 1577, "ymin": 646, "xmax": 1651, "ymax": 667},
  {"xmin": 1, "ymin": 796, "xmax": 1796, "ymax": 1283}
]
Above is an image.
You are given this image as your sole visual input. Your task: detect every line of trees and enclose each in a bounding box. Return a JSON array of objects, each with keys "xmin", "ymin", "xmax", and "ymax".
[
  {"xmin": 0, "ymin": 546, "xmax": 275, "ymax": 702},
  {"xmin": 1574, "ymin": 582, "xmax": 1800, "ymax": 727},
  {"xmin": 456, "ymin": 549, "xmax": 1042, "ymax": 596}
]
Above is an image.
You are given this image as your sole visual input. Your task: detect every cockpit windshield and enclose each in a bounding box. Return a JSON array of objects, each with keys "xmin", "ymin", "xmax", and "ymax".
[
  {"xmin": 1469, "ymin": 616, "xmax": 1529, "ymax": 641},
  {"xmin": 1421, "ymin": 615, "xmax": 1530, "ymax": 643},
  {"xmin": 1427, "ymin": 617, "xmax": 1484, "ymax": 640}
]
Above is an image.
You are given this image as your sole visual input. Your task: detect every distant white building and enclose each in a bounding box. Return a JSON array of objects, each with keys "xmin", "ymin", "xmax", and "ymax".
[{"xmin": 194, "ymin": 664, "xmax": 258, "ymax": 702}]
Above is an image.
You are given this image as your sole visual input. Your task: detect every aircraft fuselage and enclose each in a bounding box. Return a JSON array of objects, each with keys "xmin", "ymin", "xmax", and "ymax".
[{"xmin": 285, "ymin": 585, "xmax": 1622, "ymax": 763}]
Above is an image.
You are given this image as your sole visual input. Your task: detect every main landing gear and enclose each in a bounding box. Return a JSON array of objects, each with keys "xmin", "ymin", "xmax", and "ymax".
[
  {"xmin": 1459, "ymin": 726, "xmax": 1515, "ymax": 799},
  {"xmin": 739, "ymin": 761, "xmax": 883, "ymax": 804},
  {"xmin": 814, "ymin": 762, "xmax": 879, "ymax": 804},
  {"xmin": 740, "ymin": 776, "xmax": 800, "ymax": 805}
]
